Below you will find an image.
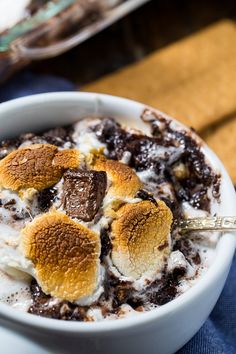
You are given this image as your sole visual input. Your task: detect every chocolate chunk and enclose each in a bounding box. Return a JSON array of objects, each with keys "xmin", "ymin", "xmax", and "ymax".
[
  {"xmin": 93, "ymin": 118, "xmax": 165, "ymax": 171},
  {"xmin": 103, "ymin": 270, "xmax": 135, "ymax": 308},
  {"xmin": 3, "ymin": 199, "xmax": 16, "ymax": 213},
  {"xmin": 172, "ymin": 266, "xmax": 187, "ymax": 278},
  {"xmin": 63, "ymin": 169, "xmax": 107, "ymax": 221},
  {"xmin": 12, "ymin": 214, "xmax": 24, "ymax": 221},
  {"xmin": 94, "ymin": 118, "xmax": 219, "ymax": 212},
  {"xmin": 189, "ymin": 187, "xmax": 209, "ymax": 210},
  {"xmin": 148, "ymin": 275, "xmax": 178, "ymax": 306},
  {"xmin": 212, "ymin": 174, "xmax": 221, "ymax": 200},
  {"xmin": 0, "ymin": 138, "xmax": 21, "ymax": 160},
  {"xmin": 159, "ymin": 196, "xmax": 183, "ymax": 220},
  {"xmin": 127, "ymin": 136, "xmax": 164, "ymax": 171},
  {"xmin": 113, "ymin": 282, "xmax": 134, "ymax": 307},
  {"xmin": 0, "ymin": 198, "xmax": 30, "ymax": 221},
  {"xmin": 126, "ymin": 297, "xmax": 145, "ymax": 310},
  {"xmin": 100, "ymin": 228, "xmax": 112, "ymax": 260},
  {"xmin": 19, "ymin": 125, "xmax": 74, "ymax": 148},
  {"xmin": 3, "ymin": 199, "xmax": 16, "ymax": 209},
  {"xmin": 136, "ymin": 189, "xmax": 158, "ymax": 206},
  {"xmin": 42, "ymin": 127, "xmax": 73, "ymax": 147},
  {"xmin": 19, "ymin": 133, "xmax": 45, "ymax": 145},
  {"xmin": 173, "ymin": 239, "xmax": 201, "ymax": 266},
  {"xmin": 158, "ymin": 241, "xmax": 169, "ymax": 251},
  {"xmin": 93, "ymin": 118, "xmax": 128, "ymax": 160},
  {"xmin": 28, "ymin": 280, "xmax": 88, "ymax": 321},
  {"xmin": 28, "ymin": 280, "xmax": 60, "ymax": 319},
  {"xmin": 37, "ymin": 187, "xmax": 57, "ymax": 213}
]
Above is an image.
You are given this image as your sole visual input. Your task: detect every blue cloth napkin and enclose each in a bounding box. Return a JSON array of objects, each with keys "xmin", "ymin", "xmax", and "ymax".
[
  {"xmin": 0, "ymin": 71, "xmax": 75, "ymax": 103},
  {"xmin": 178, "ymin": 253, "xmax": 236, "ymax": 354},
  {"xmin": 0, "ymin": 71, "xmax": 235, "ymax": 354}
]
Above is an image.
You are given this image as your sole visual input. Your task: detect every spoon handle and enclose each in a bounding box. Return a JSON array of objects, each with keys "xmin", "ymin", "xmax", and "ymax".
[{"xmin": 178, "ymin": 216, "xmax": 236, "ymax": 232}]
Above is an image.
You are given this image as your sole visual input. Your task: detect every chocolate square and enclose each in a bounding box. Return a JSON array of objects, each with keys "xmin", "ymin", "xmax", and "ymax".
[{"xmin": 63, "ymin": 169, "xmax": 107, "ymax": 221}]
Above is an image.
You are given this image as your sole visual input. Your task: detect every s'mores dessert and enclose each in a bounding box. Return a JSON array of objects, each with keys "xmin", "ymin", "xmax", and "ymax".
[{"xmin": 0, "ymin": 111, "xmax": 220, "ymax": 321}]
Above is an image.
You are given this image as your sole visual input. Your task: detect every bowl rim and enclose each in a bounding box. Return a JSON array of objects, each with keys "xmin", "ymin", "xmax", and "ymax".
[{"xmin": 0, "ymin": 91, "xmax": 235, "ymax": 334}]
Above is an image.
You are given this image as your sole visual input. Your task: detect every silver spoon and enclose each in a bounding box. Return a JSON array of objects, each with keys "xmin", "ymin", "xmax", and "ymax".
[{"xmin": 178, "ymin": 216, "xmax": 236, "ymax": 233}]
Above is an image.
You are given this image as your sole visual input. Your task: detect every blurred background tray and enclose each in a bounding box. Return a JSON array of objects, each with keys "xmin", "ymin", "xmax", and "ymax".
[{"xmin": 0, "ymin": 0, "xmax": 150, "ymax": 82}]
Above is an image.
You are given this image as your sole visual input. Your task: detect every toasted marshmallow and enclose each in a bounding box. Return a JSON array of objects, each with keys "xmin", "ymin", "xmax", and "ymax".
[
  {"xmin": 20, "ymin": 211, "xmax": 100, "ymax": 302},
  {"xmin": 52, "ymin": 149, "xmax": 80, "ymax": 169},
  {"xmin": 91, "ymin": 155, "xmax": 142, "ymax": 198},
  {"xmin": 0, "ymin": 144, "xmax": 80, "ymax": 191},
  {"xmin": 111, "ymin": 200, "xmax": 173, "ymax": 279}
]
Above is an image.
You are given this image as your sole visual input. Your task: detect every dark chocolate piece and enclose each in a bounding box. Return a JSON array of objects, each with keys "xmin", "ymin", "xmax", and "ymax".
[
  {"xmin": 113, "ymin": 282, "xmax": 134, "ymax": 307},
  {"xmin": 37, "ymin": 187, "xmax": 57, "ymax": 213},
  {"xmin": 136, "ymin": 189, "xmax": 158, "ymax": 206},
  {"xmin": 3, "ymin": 199, "xmax": 16, "ymax": 210},
  {"xmin": 103, "ymin": 270, "xmax": 135, "ymax": 308},
  {"xmin": 42, "ymin": 126, "xmax": 74, "ymax": 147},
  {"xmin": 0, "ymin": 198, "xmax": 30, "ymax": 222},
  {"xmin": 93, "ymin": 118, "xmax": 128, "ymax": 161},
  {"xmin": 173, "ymin": 239, "xmax": 201, "ymax": 266},
  {"xmin": 0, "ymin": 138, "xmax": 21, "ymax": 160},
  {"xmin": 100, "ymin": 228, "xmax": 112, "ymax": 260},
  {"xmin": 20, "ymin": 126, "xmax": 74, "ymax": 147},
  {"xmin": 63, "ymin": 169, "xmax": 107, "ymax": 221},
  {"xmin": 94, "ymin": 117, "xmax": 220, "ymax": 211},
  {"xmin": 148, "ymin": 274, "xmax": 178, "ymax": 306},
  {"xmin": 28, "ymin": 280, "xmax": 88, "ymax": 321}
]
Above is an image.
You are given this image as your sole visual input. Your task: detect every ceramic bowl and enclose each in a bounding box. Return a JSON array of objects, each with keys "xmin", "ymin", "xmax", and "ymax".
[{"xmin": 0, "ymin": 92, "xmax": 235, "ymax": 354}]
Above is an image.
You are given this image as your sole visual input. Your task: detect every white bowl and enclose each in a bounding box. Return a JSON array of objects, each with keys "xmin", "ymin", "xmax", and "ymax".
[{"xmin": 0, "ymin": 92, "xmax": 235, "ymax": 354}]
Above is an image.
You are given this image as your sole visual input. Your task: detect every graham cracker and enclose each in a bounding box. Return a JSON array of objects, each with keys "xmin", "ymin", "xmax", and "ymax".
[{"xmin": 83, "ymin": 20, "xmax": 236, "ymax": 131}]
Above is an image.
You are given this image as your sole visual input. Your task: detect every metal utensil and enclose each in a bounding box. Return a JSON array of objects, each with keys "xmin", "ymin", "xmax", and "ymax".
[{"xmin": 178, "ymin": 216, "xmax": 236, "ymax": 233}]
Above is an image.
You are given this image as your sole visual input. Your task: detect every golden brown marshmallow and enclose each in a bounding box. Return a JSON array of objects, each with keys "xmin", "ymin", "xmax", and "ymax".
[
  {"xmin": 111, "ymin": 200, "xmax": 173, "ymax": 279},
  {"xmin": 0, "ymin": 144, "xmax": 80, "ymax": 191},
  {"xmin": 91, "ymin": 154, "xmax": 143, "ymax": 198},
  {"xmin": 20, "ymin": 211, "xmax": 100, "ymax": 302}
]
